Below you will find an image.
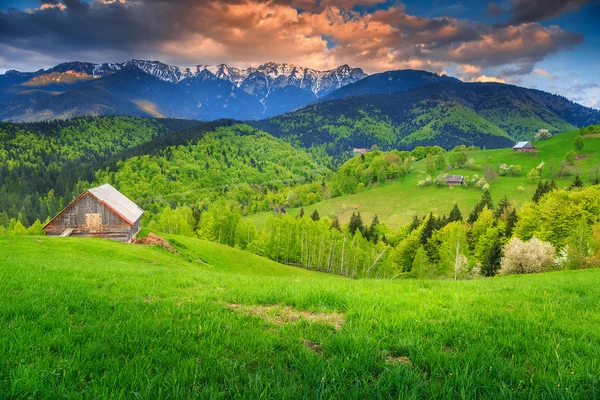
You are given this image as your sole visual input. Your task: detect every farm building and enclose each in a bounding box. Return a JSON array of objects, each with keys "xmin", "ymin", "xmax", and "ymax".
[
  {"xmin": 43, "ymin": 183, "xmax": 143, "ymax": 243},
  {"xmin": 445, "ymin": 175, "xmax": 464, "ymax": 188},
  {"xmin": 353, "ymin": 148, "xmax": 370, "ymax": 155},
  {"xmin": 513, "ymin": 141, "xmax": 536, "ymax": 152}
]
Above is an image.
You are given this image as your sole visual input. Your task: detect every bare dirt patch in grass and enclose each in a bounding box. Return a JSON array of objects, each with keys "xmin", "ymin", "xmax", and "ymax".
[
  {"xmin": 300, "ymin": 339, "xmax": 323, "ymax": 355},
  {"xmin": 134, "ymin": 233, "xmax": 176, "ymax": 253},
  {"xmin": 227, "ymin": 303, "xmax": 345, "ymax": 330},
  {"xmin": 385, "ymin": 355, "xmax": 412, "ymax": 366}
]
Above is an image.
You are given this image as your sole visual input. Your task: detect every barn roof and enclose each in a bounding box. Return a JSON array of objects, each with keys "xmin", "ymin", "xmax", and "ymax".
[
  {"xmin": 88, "ymin": 184, "xmax": 144, "ymax": 225},
  {"xmin": 445, "ymin": 175, "xmax": 464, "ymax": 183},
  {"xmin": 513, "ymin": 141, "xmax": 534, "ymax": 149}
]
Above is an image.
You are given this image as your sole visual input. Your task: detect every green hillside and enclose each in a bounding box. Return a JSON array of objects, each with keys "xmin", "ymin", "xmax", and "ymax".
[
  {"xmin": 96, "ymin": 124, "xmax": 329, "ymax": 213},
  {"xmin": 254, "ymin": 82, "xmax": 600, "ymax": 157},
  {"xmin": 1, "ymin": 234, "xmax": 599, "ymax": 398},
  {"xmin": 250, "ymin": 127, "xmax": 600, "ymax": 229},
  {"xmin": 0, "ymin": 116, "xmax": 199, "ymax": 225}
]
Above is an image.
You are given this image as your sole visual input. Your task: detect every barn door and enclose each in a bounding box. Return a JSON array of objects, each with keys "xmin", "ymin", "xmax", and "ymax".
[{"xmin": 86, "ymin": 213, "xmax": 102, "ymax": 229}]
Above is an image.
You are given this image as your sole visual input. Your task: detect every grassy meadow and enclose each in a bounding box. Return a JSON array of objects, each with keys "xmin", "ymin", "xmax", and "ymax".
[
  {"xmin": 1, "ymin": 234, "xmax": 599, "ymax": 398},
  {"xmin": 249, "ymin": 128, "xmax": 600, "ymax": 229}
]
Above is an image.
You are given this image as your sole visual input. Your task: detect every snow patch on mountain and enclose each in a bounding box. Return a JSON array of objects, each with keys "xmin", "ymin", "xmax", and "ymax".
[{"xmin": 27, "ymin": 60, "xmax": 367, "ymax": 99}]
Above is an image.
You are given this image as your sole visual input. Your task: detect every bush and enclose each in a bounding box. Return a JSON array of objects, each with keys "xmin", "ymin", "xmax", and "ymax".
[
  {"xmin": 500, "ymin": 237, "xmax": 557, "ymax": 275},
  {"xmin": 435, "ymin": 173, "xmax": 448, "ymax": 187},
  {"xmin": 534, "ymin": 129, "xmax": 552, "ymax": 141},
  {"xmin": 527, "ymin": 168, "xmax": 541, "ymax": 181},
  {"xmin": 475, "ymin": 177, "xmax": 488, "ymax": 189},
  {"xmin": 417, "ymin": 175, "xmax": 433, "ymax": 187}
]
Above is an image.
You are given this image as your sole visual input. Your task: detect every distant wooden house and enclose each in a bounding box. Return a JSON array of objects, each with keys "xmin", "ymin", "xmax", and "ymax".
[
  {"xmin": 43, "ymin": 184, "xmax": 143, "ymax": 243},
  {"xmin": 513, "ymin": 141, "xmax": 536, "ymax": 152},
  {"xmin": 353, "ymin": 148, "xmax": 370, "ymax": 155},
  {"xmin": 445, "ymin": 175, "xmax": 464, "ymax": 188}
]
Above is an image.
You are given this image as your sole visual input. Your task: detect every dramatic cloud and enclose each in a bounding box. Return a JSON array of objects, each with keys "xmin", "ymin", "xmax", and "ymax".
[
  {"xmin": 507, "ymin": 0, "xmax": 596, "ymax": 24},
  {"xmin": 0, "ymin": 0, "xmax": 587, "ymax": 80}
]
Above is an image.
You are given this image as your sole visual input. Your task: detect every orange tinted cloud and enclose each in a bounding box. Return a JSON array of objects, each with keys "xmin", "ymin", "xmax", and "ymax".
[{"xmin": 0, "ymin": 0, "xmax": 585, "ymax": 81}]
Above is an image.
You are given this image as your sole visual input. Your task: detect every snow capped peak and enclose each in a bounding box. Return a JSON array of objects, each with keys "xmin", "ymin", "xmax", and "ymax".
[{"xmin": 9, "ymin": 59, "xmax": 367, "ymax": 98}]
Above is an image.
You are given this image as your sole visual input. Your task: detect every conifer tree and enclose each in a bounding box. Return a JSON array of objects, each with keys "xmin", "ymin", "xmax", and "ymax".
[
  {"xmin": 505, "ymin": 208, "xmax": 518, "ymax": 237},
  {"xmin": 568, "ymin": 174, "xmax": 584, "ymax": 190},
  {"xmin": 368, "ymin": 214, "xmax": 380, "ymax": 244},
  {"xmin": 348, "ymin": 212, "xmax": 364, "ymax": 236},
  {"xmin": 448, "ymin": 204, "xmax": 462, "ymax": 222},
  {"xmin": 409, "ymin": 215, "xmax": 421, "ymax": 232},
  {"xmin": 331, "ymin": 216, "xmax": 341, "ymax": 232},
  {"xmin": 495, "ymin": 196, "xmax": 512, "ymax": 219},
  {"xmin": 420, "ymin": 213, "xmax": 436, "ymax": 245},
  {"xmin": 310, "ymin": 209, "xmax": 320, "ymax": 221},
  {"xmin": 298, "ymin": 207, "xmax": 305, "ymax": 219},
  {"xmin": 468, "ymin": 191, "xmax": 494, "ymax": 224},
  {"xmin": 482, "ymin": 238, "xmax": 503, "ymax": 277}
]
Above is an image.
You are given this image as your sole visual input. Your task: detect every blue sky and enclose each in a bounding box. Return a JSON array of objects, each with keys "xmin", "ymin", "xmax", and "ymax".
[{"xmin": 0, "ymin": 0, "xmax": 598, "ymax": 108}]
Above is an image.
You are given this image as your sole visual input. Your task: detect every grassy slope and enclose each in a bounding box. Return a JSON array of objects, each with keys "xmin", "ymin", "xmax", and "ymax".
[
  {"xmin": 250, "ymin": 128, "xmax": 600, "ymax": 229},
  {"xmin": 1, "ymin": 235, "xmax": 599, "ymax": 398}
]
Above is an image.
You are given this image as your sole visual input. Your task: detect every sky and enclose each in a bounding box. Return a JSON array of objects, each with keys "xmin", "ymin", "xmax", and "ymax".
[{"xmin": 0, "ymin": 0, "xmax": 598, "ymax": 108}]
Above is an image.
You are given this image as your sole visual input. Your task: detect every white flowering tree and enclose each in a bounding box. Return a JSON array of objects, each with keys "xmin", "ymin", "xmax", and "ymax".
[{"xmin": 499, "ymin": 237, "xmax": 557, "ymax": 275}]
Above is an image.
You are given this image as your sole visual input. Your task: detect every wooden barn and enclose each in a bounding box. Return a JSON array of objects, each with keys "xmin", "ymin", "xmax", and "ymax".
[
  {"xmin": 513, "ymin": 141, "xmax": 536, "ymax": 152},
  {"xmin": 445, "ymin": 175, "xmax": 464, "ymax": 188},
  {"xmin": 43, "ymin": 184, "xmax": 143, "ymax": 243}
]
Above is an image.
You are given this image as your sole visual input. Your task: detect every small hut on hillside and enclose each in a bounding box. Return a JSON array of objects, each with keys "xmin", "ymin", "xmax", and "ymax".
[
  {"xmin": 513, "ymin": 141, "xmax": 536, "ymax": 152},
  {"xmin": 43, "ymin": 184, "xmax": 143, "ymax": 243},
  {"xmin": 445, "ymin": 175, "xmax": 464, "ymax": 188},
  {"xmin": 352, "ymin": 148, "xmax": 370, "ymax": 155}
]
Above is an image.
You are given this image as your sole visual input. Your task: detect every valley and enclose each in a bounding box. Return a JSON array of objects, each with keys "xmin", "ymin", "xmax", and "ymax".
[{"xmin": 250, "ymin": 126, "xmax": 600, "ymax": 228}]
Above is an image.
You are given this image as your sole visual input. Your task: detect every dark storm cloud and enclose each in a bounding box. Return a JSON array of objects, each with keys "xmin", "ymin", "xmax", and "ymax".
[{"xmin": 508, "ymin": 0, "xmax": 595, "ymax": 24}]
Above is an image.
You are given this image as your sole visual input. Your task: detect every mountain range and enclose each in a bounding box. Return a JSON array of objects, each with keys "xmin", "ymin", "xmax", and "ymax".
[
  {"xmin": 1, "ymin": 59, "xmax": 599, "ymax": 152},
  {"xmin": 0, "ymin": 60, "xmax": 366, "ymax": 121}
]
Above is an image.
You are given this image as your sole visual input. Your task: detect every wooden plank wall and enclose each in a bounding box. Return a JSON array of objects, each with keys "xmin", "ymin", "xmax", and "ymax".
[{"xmin": 44, "ymin": 193, "xmax": 139, "ymax": 243}]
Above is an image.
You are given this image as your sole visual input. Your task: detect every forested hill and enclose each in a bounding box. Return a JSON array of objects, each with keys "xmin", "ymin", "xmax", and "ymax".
[
  {"xmin": 0, "ymin": 117, "xmax": 329, "ymax": 226},
  {"xmin": 0, "ymin": 116, "xmax": 202, "ymax": 225},
  {"xmin": 96, "ymin": 124, "xmax": 329, "ymax": 215},
  {"xmin": 254, "ymin": 81, "xmax": 600, "ymax": 156}
]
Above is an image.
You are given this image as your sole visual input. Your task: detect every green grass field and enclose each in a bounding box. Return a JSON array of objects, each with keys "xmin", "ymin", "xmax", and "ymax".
[
  {"xmin": 1, "ymin": 235, "xmax": 599, "ymax": 398},
  {"xmin": 249, "ymin": 129, "xmax": 600, "ymax": 229}
]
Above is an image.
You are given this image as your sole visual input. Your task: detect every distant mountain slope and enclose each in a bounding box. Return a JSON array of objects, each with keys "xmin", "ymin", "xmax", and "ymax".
[
  {"xmin": 255, "ymin": 81, "xmax": 600, "ymax": 154},
  {"xmin": 0, "ymin": 69, "xmax": 265, "ymax": 122},
  {"xmin": 320, "ymin": 69, "xmax": 460, "ymax": 101},
  {"xmin": 0, "ymin": 60, "xmax": 366, "ymax": 121}
]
